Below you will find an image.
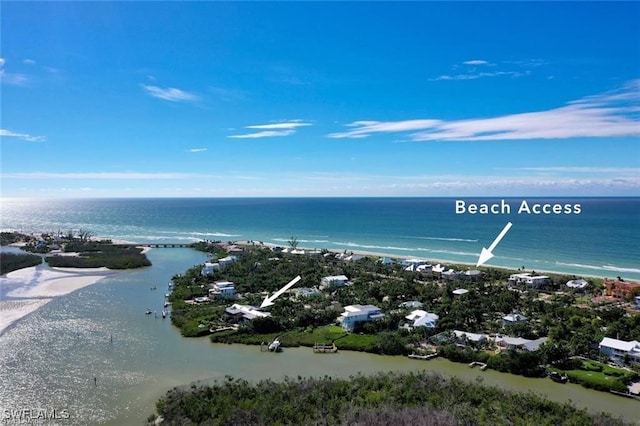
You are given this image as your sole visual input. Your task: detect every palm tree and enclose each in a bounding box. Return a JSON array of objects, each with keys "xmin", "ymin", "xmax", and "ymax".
[{"xmin": 288, "ymin": 236, "xmax": 299, "ymax": 250}]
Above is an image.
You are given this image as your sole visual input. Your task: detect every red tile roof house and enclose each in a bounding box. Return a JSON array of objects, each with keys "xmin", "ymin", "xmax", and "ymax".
[{"xmin": 604, "ymin": 279, "xmax": 640, "ymax": 299}]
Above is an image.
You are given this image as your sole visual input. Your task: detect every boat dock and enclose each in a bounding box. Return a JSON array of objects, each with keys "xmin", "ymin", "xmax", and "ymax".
[
  {"xmin": 408, "ymin": 352, "xmax": 439, "ymax": 360},
  {"xmin": 468, "ymin": 361, "xmax": 488, "ymax": 370},
  {"xmin": 313, "ymin": 343, "xmax": 338, "ymax": 353}
]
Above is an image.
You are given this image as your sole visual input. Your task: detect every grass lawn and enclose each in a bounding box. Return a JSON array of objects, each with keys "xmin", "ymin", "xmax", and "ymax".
[{"xmin": 550, "ymin": 359, "xmax": 636, "ymax": 392}]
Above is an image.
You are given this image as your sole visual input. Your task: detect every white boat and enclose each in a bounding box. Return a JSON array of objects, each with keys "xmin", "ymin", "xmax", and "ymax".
[
  {"xmin": 162, "ymin": 310, "xmax": 166, "ymax": 319},
  {"xmin": 268, "ymin": 338, "xmax": 281, "ymax": 352}
]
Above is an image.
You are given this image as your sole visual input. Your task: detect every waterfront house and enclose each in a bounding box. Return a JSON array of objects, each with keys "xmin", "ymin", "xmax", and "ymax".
[
  {"xmin": 405, "ymin": 310, "xmax": 439, "ymax": 328},
  {"xmin": 378, "ymin": 257, "xmax": 396, "ymax": 265},
  {"xmin": 508, "ymin": 273, "xmax": 532, "ymax": 285},
  {"xmin": 599, "ymin": 337, "xmax": 640, "ymax": 365},
  {"xmin": 453, "ymin": 330, "xmax": 488, "ymax": 345},
  {"xmin": 208, "ymin": 280, "xmax": 236, "ymax": 299},
  {"xmin": 495, "ymin": 336, "xmax": 547, "ymax": 352},
  {"xmin": 201, "ymin": 262, "xmax": 220, "ymax": 276},
  {"xmin": 502, "ymin": 313, "xmax": 527, "ymax": 326},
  {"xmin": 442, "ymin": 269, "xmax": 460, "ymax": 280},
  {"xmin": 223, "ymin": 304, "xmax": 271, "ymax": 323},
  {"xmin": 320, "ymin": 275, "xmax": 350, "ymax": 289},
  {"xmin": 604, "ymin": 279, "xmax": 640, "ymax": 299},
  {"xmin": 337, "ymin": 304, "xmax": 384, "ymax": 331},
  {"xmin": 462, "ymin": 270, "xmax": 482, "ymax": 280},
  {"xmin": 344, "ymin": 254, "xmax": 364, "ymax": 263}
]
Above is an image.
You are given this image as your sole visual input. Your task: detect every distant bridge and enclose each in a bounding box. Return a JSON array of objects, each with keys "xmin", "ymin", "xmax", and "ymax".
[{"xmin": 123, "ymin": 243, "xmax": 192, "ymax": 248}]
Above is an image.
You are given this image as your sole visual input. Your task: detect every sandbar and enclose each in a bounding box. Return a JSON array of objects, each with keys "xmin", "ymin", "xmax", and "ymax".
[{"xmin": 0, "ymin": 299, "xmax": 52, "ymax": 335}]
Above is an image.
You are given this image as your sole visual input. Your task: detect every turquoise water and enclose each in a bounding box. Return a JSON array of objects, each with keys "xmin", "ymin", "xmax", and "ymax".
[
  {"xmin": 1, "ymin": 197, "xmax": 639, "ymax": 279},
  {"xmin": 1, "ymin": 248, "xmax": 638, "ymax": 425}
]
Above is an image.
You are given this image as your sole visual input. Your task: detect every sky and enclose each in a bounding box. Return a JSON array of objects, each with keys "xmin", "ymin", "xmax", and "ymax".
[{"xmin": 1, "ymin": 1, "xmax": 639, "ymax": 198}]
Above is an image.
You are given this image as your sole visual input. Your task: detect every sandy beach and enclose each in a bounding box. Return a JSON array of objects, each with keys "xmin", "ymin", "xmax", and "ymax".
[{"xmin": 0, "ymin": 266, "xmax": 116, "ymax": 336}]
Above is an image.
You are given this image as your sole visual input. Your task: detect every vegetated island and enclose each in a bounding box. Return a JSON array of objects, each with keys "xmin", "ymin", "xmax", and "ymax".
[
  {"xmin": 148, "ymin": 371, "xmax": 628, "ymax": 426},
  {"xmin": 168, "ymin": 240, "xmax": 640, "ymax": 398},
  {"xmin": 0, "ymin": 231, "xmax": 151, "ymax": 274}
]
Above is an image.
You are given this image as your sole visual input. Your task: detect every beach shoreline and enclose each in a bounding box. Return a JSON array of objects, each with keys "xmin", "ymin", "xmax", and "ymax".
[{"xmin": 0, "ymin": 265, "xmax": 116, "ymax": 336}]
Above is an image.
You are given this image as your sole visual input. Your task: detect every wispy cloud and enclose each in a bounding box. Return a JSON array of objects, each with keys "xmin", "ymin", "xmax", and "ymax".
[
  {"xmin": 0, "ymin": 58, "xmax": 30, "ymax": 86},
  {"xmin": 229, "ymin": 120, "xmax": 312, "ymax": 139},
  {"xmin": 23, "ymin": 58, "xmax": 36, "ymax": 65},
  {"xmin": 188, "ymin": 148, "xmax": 208, "ymax": 153},
  {"xmin": 0, "ymin": 129, "xmax": 46, "ymax": 142},
  {"xmin": 328, "ymin": 79, "xmax": 640, "ymax": 141},
  {"xmin": 511, "ymin": 167, "xmax": 640, "ymax": 174},
  {"xmin": 141, "ymin": 84, "xmax": 199, "ymax": 102},
  {"xmin": 462, "ymin": 59, "xmax": 491, "ymax": 66},
  {"xmin": 434, "ymin": 58, "xmax": 541, "ymax": 81}
]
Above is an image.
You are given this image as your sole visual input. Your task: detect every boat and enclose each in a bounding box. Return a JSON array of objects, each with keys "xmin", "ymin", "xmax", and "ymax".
[
  {"xmin": 150, "ymin": 286, "xmax": 157, "ymax": 290},
  {"xmin": 163, "ymin": 301, "xmax": 170, "ymax": 308},
  {"xmin": 162, "ymin": 310, "xmax": 166, "ymax": 318},
  {"xmin": 548, "ymin": 371, "xmax": 568, "ymax": 383},
  {"xmin": 145, "ymin": 309, "xmax": 152, "ymax": 315},
  {"xmin": 268, "ymin": 338, "xmax": 281, "ymax": 352}
]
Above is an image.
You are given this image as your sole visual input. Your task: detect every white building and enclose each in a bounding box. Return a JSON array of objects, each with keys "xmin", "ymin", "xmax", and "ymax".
[
  {"xmin": 599, "ymin": 337, "xmax": 640, "ymax": 365},
  {"xmin": 453, "ymin": 330, "xmax": 488, "ymax": 345},
  {"xmin": 201, "ymin": 262, "xmax": 220, "ymax": 276},
  {"xmin": 218, "ymin": 255, "xmax": 237, "ymax": 268},
  {"xmin": 320, "ymin": 275, "xmax": 350, "ymax": 289},
  {"xmin": 337, "ymin": 304, "xmax": 384, "ymax": 331},
  {"xmin": 503, "ymin": 313, "xmax": 527, "ymax": 325},
  {"xmin": 566, "ymin": 279, "xmax": 589, "ymax": 290},
  {"xmin": 405, "ymin": 310, "xmax": 439, "ymax": 328},
  {"xmin": 208, "ymin": 280, "xmax": 236, "ymax": 299},
  {"xmin": 224, "ymin": 304, "xmax": 271, "ymax": 322}
]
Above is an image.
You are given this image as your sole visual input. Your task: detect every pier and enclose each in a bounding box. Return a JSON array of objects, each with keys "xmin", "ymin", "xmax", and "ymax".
[
  {"xmin": 408, "ymin": 352, "xmax": 439, "ymax": 360},
  {"xmin": 313, "ymin": 343, "xmax": 338, "ymax": 353}
]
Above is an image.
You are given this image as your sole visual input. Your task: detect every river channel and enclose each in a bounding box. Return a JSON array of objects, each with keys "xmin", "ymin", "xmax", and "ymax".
[{"xmin": 0, "ymin": 248, "xmax": 637, "ymax": 425}]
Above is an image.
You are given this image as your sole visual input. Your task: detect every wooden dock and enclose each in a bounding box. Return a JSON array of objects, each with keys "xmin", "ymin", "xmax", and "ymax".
[
  {"xmin": 313, "ymin": 343, "xmax": 338, "ymax": 353},
  {"xmin": 408, "ymin": 352, "xmax": 439, "ymax": 360}
]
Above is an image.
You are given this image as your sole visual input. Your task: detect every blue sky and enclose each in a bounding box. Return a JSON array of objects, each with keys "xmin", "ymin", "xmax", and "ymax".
[{"xmin": 1, "ymin": 1, "xmax": 638, "ymax": 198}]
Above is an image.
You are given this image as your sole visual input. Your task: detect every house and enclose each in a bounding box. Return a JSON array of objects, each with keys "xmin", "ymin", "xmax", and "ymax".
[
  {"xmin": 453, "ymin": 330, "xmax": 488, "ymax": 345},
  {"xmin": 405, "ymin": 310, "xmax": 439, "ymax": 328},
  {"xmin": 495, "ymin": 336, "xmax": 547, "ymax": 351},
  {"xmin": 452, "ymin": 288, "xmax": 469, "ymax": 296},
  {"xmin": 604, "ymin": 279, "xmax": 640, "ymax": 299},
  {"xmin": 344, "ymin": 254, "xmax": 364, "ymax": 263},
  {"xmin": 508, "ymin": 273, "xmax": 531, "ymax": 285},
  {"xmin": 218, "ymin": 255, "xmax": 237, "ymax": 268},
  {"xmin": 599, "ymin": 337, "xmax": 640, "ymax": 365},
  {"xmin": 441, "ymin": 270, "xmax": 460, "ymax": 280},
  {"xmin": 525, "ymin": 275, "xmax": 550, "ymax": 287},
  {"xmin": 223, "ymin": 304, "xmax": 271, "ymax": 323},
  {"xmin": 502, "ymin": 313, "xmax": 527, "ymax": 326},
  {"xmin": 378, "ymin": 257, "xmax": 396, "ymax": 265},
  {"xmin": 566, "ymin": 279, "xmax": 589, "ymax": 290},
  {"xmin": 462, "ymin": 270, "xmax": 482, "ymax": 280},
  {"xmin": 294, "ymin": 287, "xmax": 321, "ymax": 298},
  {"xmin": 201, "ymin": 262, "xmax": 220, "ymax": 276},
  {"xmin": 337, "ymin": 304, "xmax": 384, "ymax": 331},
  {"xmin": 400, "ymin": 300, "xmax": 423, "ymax": 309},
  {"xmin": 320, "ymin": 275, "xmax": 350, "ymax": 289},
  {"xmin": 208, "ymin": 280, "xmax": 235, "ymax": 299}
]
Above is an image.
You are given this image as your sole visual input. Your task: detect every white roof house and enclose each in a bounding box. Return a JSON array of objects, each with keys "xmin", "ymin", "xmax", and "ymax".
[
  {"xmin": 405, "ymin": 310, "xmax": 439, "ymax": 328},
  {"xmin": 201, "ymin": 262, "xmax": 220, "ymax": 276},
  {"xmin": 224, "ymin": 304, "xmax": 271, "ymax": 322},
  {"xmin": 320, "ymin": 275, "xmax": 350, "ymax": 289},
  {"xmin": 599, "ymin": 337, "xmax": 640, "ymax": 365},
  {"xmin": 503, "ymin": 313, "xmax": 527, "ymax": 324},
  {"xmin": 453, "ymin": 330, "xmax": 488, "ymax": 344},
  {"xmin": 495, "ymin": 336, "xmax": 547, "ymax": 351},
  {"xmin": 208, "ymin": 280, "xmax": 236, "ymax": 299},
  {"xmin": 452, "ymin": 288, "xmax": 469, "ymax": 295},
  {"xmin": 566, "ymin": 279, "xmax": 589, "ymax": 290},
  {"xmin": 337, "ymin": 304, "xmax": 384, "ymax": 331}
]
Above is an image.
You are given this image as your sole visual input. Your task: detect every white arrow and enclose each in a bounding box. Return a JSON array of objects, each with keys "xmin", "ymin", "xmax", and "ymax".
[
  {"xmin": 476, "ymin": 222, "xmax": 512, "ymax": 267},
  {"xmin": 260, "ymin": 275, "xmax": 302, "ymax": 308}
]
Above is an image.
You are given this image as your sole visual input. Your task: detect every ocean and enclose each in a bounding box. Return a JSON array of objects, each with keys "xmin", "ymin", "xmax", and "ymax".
[{"xmin": 1, "ymin": 197, "xmax": 638, "ymax": 280}]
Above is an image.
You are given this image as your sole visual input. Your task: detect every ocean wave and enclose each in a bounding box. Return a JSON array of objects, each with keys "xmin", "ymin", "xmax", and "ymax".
[
  {"xmin": 555, "ymin": 262, "xmax": 640, "ymax": 274},
  {"xmin": 403, "ymin": 236, "xmax": 479, "ymax": 243},
  {"xmin": 152, "ymin": 230, "xmax": 241, "ymax": 238},
  {"xmin": 272, "ymin": 238, "xmax": 330, "ymax": 244}
]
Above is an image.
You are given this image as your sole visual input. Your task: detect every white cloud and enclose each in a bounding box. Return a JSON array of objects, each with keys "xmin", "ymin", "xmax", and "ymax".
[
  {"xmin": 463, "ymin": 59, "xmax": 490, "ymax": 65},
  {"xmin": 0, "ymin": 129, "xmax": 46, "ymax": 142},
  {"xmin": 229, "ymin": 120, "xmax": 312, "ymax": 138},
  {"xmin": 247, "ymin": 121, "xmax": 312, "ymax": 130},
  {"xmin": 511, "ymin": 167, "xmax": 639, "ymax": 174},
  {"xmin": 433, "ymin": 70, "xmax": 527, "ymax": 81},
  {"xmin": 328, "ymin": 79, "xmax": 640, "ymax": 141},
  {"xmin": 0, "ymin": 59, "xmax": 29, "ymax": 86},
  {"xmin": 188, "ymin": 148, "xmax": 208, "ymax": 153},
  {"xmin": 23, "ymin": 59, "xmax": 36, "ymax": 65},
  {"xmin": 229, "ymin": 130, "xmax": 295, "ymax": 139},
  {"xmin": 141, "ymin": 84, "xmax": 199, "ymax": 102}
]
